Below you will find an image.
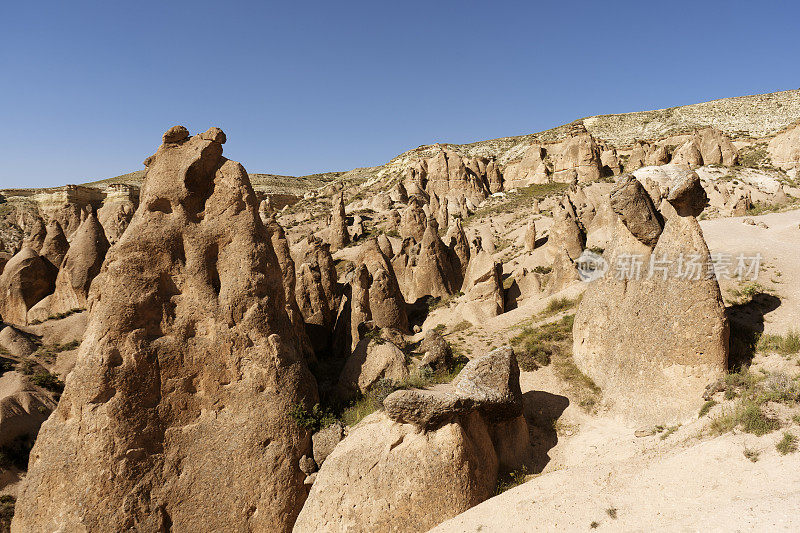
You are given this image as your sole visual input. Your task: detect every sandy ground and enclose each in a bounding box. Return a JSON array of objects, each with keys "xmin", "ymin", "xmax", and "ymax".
[
  {"xmin": 432, "ymin": 354, "xmax": 800, "ymax": 532},
  {"xmin": 702, "ymin": 208, "xmax": 800, "ymax": 335},
  {"xmin": 430, "ymin": 208, "xmax": 800, "ymax": 532}
]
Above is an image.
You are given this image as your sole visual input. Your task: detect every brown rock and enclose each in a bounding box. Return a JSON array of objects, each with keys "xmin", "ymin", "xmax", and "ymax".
[
  {"xmin": 293, "ymin": 410, "xmax": 498, "ymax": 533},
  {"xmin": 524, "ymin": 218, "xmax": 537, "ymax": 251},
  {"xmin": 39, "ymin": 220, "xmax": 69, "ymax": 268},
  {"xmin": 312, "ymin": 421, "xmax": 344, "ymax": 466},
  {"xmin": 399, "ymin": 196, "xmax": 427, "ymax": 242},
  {"xmin": 12, "ymin": 127, "xmax": 317, "ymax": 532},
  {"xmin": 337, "ymin": 336, "xmax": 409, "ymax": 396},
  {"xmin": 47, "ymin": 212, "xmax": 109, "ymax": 316},
  {"xmin": 0, "ymin": 248, "xmax": 57, "ymax": 325},
  {"xmin": 610, "ymin": 174, "xmax": 663, "ymax": 246},
  {"xmin": 329, "ymin": 191, "xmax": 350, "ymax": 251}
]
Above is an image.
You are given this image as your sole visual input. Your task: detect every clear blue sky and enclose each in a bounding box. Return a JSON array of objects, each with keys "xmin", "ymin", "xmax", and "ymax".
[{"xmin": 1, "ymin": 0, "xmax": 798, "ymax": 189}]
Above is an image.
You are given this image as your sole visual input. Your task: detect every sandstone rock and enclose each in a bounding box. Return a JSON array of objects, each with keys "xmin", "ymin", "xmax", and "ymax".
[
  {"xmin": 383, "ymin": 388, "xmax": 468, "ymax": 428},
  {"xmin": 0, "ymin": 371, "xmax": 57, "ymax": 448},
  {"xmin": 547, "ymin": 248, "xmax": 581, "ymax": 295},
  {"xmin": 0, "ymin": 248, "xmax": 57, "ymax": 325},
  {"xmin": 503, "ymin": 144, "xmax": 549, "ymax": 188},
  {"xmin": 293, "ymin": 410, "xmax": 498, "ymax": 533},
  {"xmin": 22, "ymin": 217, "xmax": 46, "ymax": 253},
  {"xmin": 376, "ymin": 233, "xmax": 394, "ymax": 258},
  {"xmin": 407, "ymin": 216, "xmax": 459, "ymax": 301},
  {"xmin": 312, "ymin": 422, "xmax": 345, "ymax": 466},
  {"xmin": 768, "ymin": 123, "xmax": 800, "ymax": 171},
  {"xmin": 39, "ymin": 219, "xmax": 69, "ymax": 268},
  {"xmin": 671, "ymin": 139, "xmax": 704, "ymax": 167},
  {"xmin": 524, "ymin": 218, "xmax": 537, "ymax": 251},
  {"xmin": 573, "ymin": 185, "xmax": 728, "ymax": 424},
  {"xmin": 357, "ymin": 238, "xmax": 408, "ymax": 333},
  {"xmin": 399, "ymin": 196, "xmax": 427, "ymax": 242},
  {"xmin": 549, "ymin": 203, "xmax": 585, "ymax": 260},
  {"xmin": 299, "ymin": 455, "xmax": 317, "ymax": 474},
  {"xmin": 600, "ymin": 148, "xmax": 621, "ymax": 175},
  {"xmin": 337, "ymin": 336, "xmax": 409, "ymax": 397},
  {"xmin": 552, "ymin": 128, "xmax": 602, "ymax": 183},
  {"xmin": 389, "ymin": 181, "xmax": 409, "ymax": 203},
  {"xmin": 12, "ymin": 127, "xmax": 317, "ymax": 532},
  {"xmin": 329, "ymin": 191, "xmax": 350, "ymax": 251},
  {"xmin": 610, "ymin": 174, "xmax": 663, "ymax": 246},
  {"xmin": 47, "ymin": 212, "xmax": 109, "ymax": 316},
  {"xmin": 97, "ymin": 191, "xmax": 136, "ymax": 245},
  {"xmin": 265, "ymin": 215, "xmax": 314, "ymax": 361},
  {"xmin": 419, "ymin": 329, "xmax": 453, "ymax": 371},
  {"xmin": 0, "ymin": 325, "xmax": 37, "ymax": 357},
  {"xmin": 452, "ymin": 346, "xmax": 523, "ymax": 419}
]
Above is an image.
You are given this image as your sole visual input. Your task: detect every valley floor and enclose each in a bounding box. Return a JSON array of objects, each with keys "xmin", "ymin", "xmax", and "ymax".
[{"xmin": 432, "ymin": 209, "xmax": 800, "ymax": 532}]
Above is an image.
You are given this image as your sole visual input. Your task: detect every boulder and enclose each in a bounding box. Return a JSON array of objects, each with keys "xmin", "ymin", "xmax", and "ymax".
[
  {"xmin": 293, "ymin": 410, "xmax": 498, "ymax": 533},
  {"xmin": 337, "ymin": 336, "xmax": 409, "ymax": 397},
  {"xmin": 12, "ymin": 127, "xmax": 317, "ymax": 532},
  {"xmin": 312, "ymin": 421, "xmax": 345, "ymax": 467},
  {"xmin": 609, "ymin": 174, "xmax": 662, "ymax": 246},
  {"xmin": 419, "ymin": 329, "xmax": 453, "ymax": 371},
  {"xmin": 0, "ymin": 248, "xmax": 57, "ymax": 325}
]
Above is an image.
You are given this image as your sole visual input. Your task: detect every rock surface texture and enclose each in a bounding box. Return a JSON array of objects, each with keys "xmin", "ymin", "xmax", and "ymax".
[
  {"xmin": 13, "ymin": 127, "xmax": 317, "ymax": 532},
  {"xmin": 295, "ymin": 347, "xmax": 532, "ymax": 533},
  {"xmin": 573, "ymin": 170, "xmax": 728, "ymax": 423}
]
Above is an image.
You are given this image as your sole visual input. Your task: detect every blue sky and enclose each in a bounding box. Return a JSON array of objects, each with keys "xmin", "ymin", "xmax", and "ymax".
[{"xmin": 1, "ymin": 0, "xmax": 798, "ymax": 188}]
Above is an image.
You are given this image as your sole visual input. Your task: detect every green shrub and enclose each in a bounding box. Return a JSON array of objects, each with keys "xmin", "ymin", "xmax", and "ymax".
[
  {"xmin": 743, "ymin": 446, "xmax": 760, "ymax": 462},
  {"xmin": 699, "ymin": 400, "xmax": 717, "ymax": 417},
  {"xmin": 31, "ymin": 371, "xmax": 64, "ymax": 393},
  {"xmin": 532, "ymin": 265, "xmax": 552, "ymax": 275},
  {"xmin": 776, "ymin": 432, "xmax": 798, "ymax": 455},
  {"xmin": 289, "ymin": 403, "xmax": 338, "ymax": 432},
  {"xmin": 495, "ymin": 465, "xmax": 529, "ymax": 494},
  {"xmin": 539, "ymin": 297, "xmax": 577, "ymax": 318},
  {"xmin": 758, "ymin": 330, "xmax": 800, "ymax": 355}
]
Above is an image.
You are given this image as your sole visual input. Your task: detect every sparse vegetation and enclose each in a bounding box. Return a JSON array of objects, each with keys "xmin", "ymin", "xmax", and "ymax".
[
  {"xmin": 606, "ymin": 507, "xmax": 618, "ymax": 519},
  {"xmin": 699, "ymin": 399, "xmax": 717, "ymax": 417},
  {"xmin": 659, "ymin": 425, "xmax": 681, "ymax": 440},
  {"xmin": 29, "ymin": 307, "xmax": 85, "ymax": 325},
  {"xmin": 31, "ymin": 370, "xmax": 64, "ymax": 394},
  {"xmin": 495, "ymin": 465, "xmax": 528, "ymax": 494},
  {"xmin": 465, "ymin": 182, "xmax": 569, "ymax": 225},
  {"xmin": 776, "ymin": 432, "xmax": 798, "ymax": 455},
  {"xmin": 743, "ymin": 446, "xmax": 760, "ymax": 462},
  {"xmin": 758, "ymin": 330, "xmax": 800, "ymax": 356},
  {"xmin": 512, "ymin": 315, "xmax": 601, "ymax": 410},
  {"xmin": 532, "ymin": 265, "xmax": 552, "ymax": 275},
  {"xmin": 538, "ymin": 297, "xmax": 577, "ymax": 318},
  {"xmin": 736, "ymin": 143, "xmax": 772, "ymax": 169},
  {"xmin": 0, "ymin": 495, "xmax": 15, "ymax": 532},
  {"xmin": 289, "ymin": 402, "xmax": 338, "ymax": 432}
]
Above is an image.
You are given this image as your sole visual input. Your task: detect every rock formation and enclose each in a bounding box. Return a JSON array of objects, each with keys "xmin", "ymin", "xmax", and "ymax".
[
  {"xmin": 22, "ymin": 217, "xmax": 46, "ymax": 253},
  {"xmin": 524, "ymin": 218, "xmax": 537, "ymax": 251},
  {"xmin": 13, "ymin": 126, "xmax": 317, "ymax": 532},
  {"xmin": 97, "ymin": 187, "xmax": 137, "ymax": 245},
  {"xmin": 768, "ymin": 123, "xmax": 800, "ymax": 173},
  {"xmin": 39, "ymin": 219, "xmax": 69, "ymax": 269},
  {"xmin": 295, "ymin": 347, "xmax": 531, "ymax": 533},
  {"xmin": 552, "ymin": 127, "xmax": 602, "ymax": 183},
  {"xmin": 0, "ymin": 248, "xmax": 57, "ymax": 325},
  {"xmin": 265, "ymin": 214, "xmax": 314, "ymax": 361},
  {"xmin": 357, "ymin": 238, "xmax": 409, "ymax": 333},
  {"xmin": 46, "ymin": 210, "xmax": 109, "ymax": 316},
  {"xmin": 548, "ymin": 202, "xmax": 586, "ymax": 260},
  {"xmin": 399, "ymin": 196, "xmax": 427, "ymax": 242},
  {"xmin": 573, "ymin": 169, "xmax": 728, "ymax": 423},
  {"xmin": 503, "ymin": 144, "xmax": 549, "ymax": 187},
  {"xmin": 672, "ymin": 127, "xmax": 738, "ymax": 167},
  {"xmin": 336, "ymin": 335, "xmax": 409, "ymax": 397},
  {"xmin": 329, "ymin": 190, "xmax": 350, "ymax": 251}
]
